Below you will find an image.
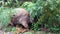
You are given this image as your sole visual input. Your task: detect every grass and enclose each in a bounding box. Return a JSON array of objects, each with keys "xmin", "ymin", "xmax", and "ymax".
[{"xmin": 0, "ymin": 7, "xmax": 16, "ymax": 31}]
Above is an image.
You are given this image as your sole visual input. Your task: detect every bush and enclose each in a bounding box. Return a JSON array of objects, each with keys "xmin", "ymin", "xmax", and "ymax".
[{"xmin": 21, "ymin": 0, "xmax": 60, "ymax": 32}]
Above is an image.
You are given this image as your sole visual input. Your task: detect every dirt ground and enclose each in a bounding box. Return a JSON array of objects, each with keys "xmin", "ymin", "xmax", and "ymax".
[{"xmin": 0, "ymin": 30, "xmax": 55, "ymax": 34}]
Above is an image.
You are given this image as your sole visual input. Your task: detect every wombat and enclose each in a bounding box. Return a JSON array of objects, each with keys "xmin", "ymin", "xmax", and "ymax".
[{"xmin": 9, "ymin": 8, "xmax": 32, "ymax": 29}]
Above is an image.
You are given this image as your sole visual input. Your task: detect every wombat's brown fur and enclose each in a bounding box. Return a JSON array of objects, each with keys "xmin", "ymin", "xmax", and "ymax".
[{"xmin": 9, "ymin": 8, "xmax": 32, "ymax": 29}]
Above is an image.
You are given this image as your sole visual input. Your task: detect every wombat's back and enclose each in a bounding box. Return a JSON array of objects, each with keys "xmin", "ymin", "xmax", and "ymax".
[{"xmin": 14, "ymin": 8, "xmax": 29, "ymax": 17}]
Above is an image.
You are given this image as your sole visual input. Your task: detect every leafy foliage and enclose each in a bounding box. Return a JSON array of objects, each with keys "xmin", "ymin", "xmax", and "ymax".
[
  {"xmin": 4, "ymin": 0, "xmax": 20, "ymax": 7},
  {"xmin": 21, "ymin": 0, "xmax": 60, "ymax": 32}
]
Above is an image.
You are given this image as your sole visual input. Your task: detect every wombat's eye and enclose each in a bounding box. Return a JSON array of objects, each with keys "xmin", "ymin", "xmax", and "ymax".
[
  {"xmin": 13, "ymin": 15, "xmax": 15, "ymax": 16},
  {"xmin": 12, "ymin": 15, "xmax": 15, "ymax": 18},
  {"xmin": 11, "ymin": 15, "xmax": 15, "ymax": 18}
]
